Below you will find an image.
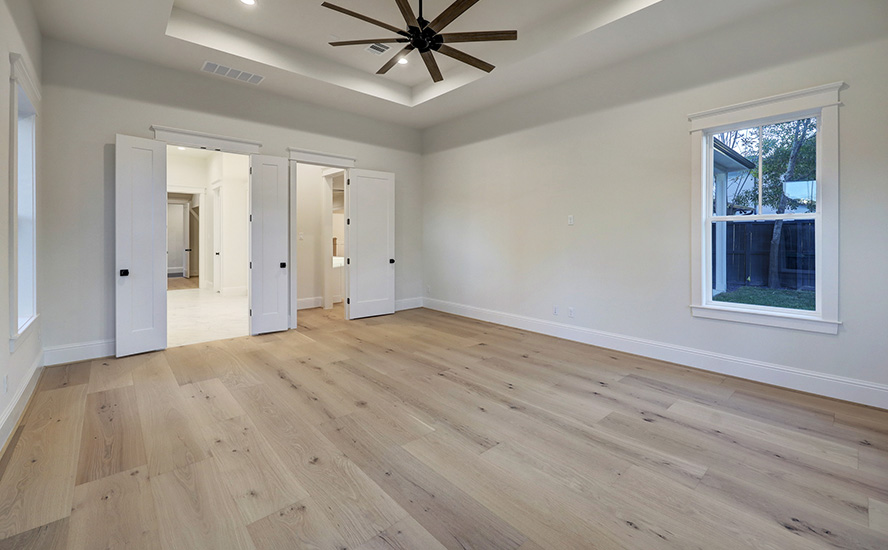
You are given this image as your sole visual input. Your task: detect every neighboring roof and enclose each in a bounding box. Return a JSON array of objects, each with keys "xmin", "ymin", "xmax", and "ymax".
[{"xmin": 713, "ymin": 138, "xmax": 756, "ymax": 172}]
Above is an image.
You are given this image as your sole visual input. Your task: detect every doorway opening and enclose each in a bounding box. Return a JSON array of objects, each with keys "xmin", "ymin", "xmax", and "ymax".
[
  {"xmin": 295, "ymin": 164, "xmax": 347, "ymax": 318},
  {"xmin": 166, "ymin": 145, "xmax": 250, "ymax": 347}
]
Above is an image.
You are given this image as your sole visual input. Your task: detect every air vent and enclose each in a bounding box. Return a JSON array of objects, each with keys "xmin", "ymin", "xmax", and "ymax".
[
  {"xmin": 201, "ymin": 61, "xmax": 265, "ymax": 85},
  {"xmin": 365, "ymin": 43, "xmax": 391, "ymax": 56}
]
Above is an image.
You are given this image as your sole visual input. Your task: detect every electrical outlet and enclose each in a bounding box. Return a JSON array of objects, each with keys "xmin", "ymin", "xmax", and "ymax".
[
  {"xmin": 568, "ymin": 307, "xmax": 575, "ymax": 318},
  {"xmin": 568, "ymin": 215, "xmax": 574, "ymax": 226},
  {"xmin": 426, "ymin": 285, "xmax": 431, "ymax": 295},
  {"xmin": 553, "ymin": 306, "xmax": 559, "ymax": 316}
]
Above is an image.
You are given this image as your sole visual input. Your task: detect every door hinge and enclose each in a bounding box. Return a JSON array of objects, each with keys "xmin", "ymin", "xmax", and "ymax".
[
  {"xmin": 250, "ymin": 167, "xmax": 252, "ymax": 175},
  {"xmin": 249, "ymin": 214, "xmax": 252, "ymax": 222},
  {"xmin": 347, "ymin": 218, "xmax": 350, "ymax": 225},
  {"xmin": 249, "ymin": 262, "xmax": 252, "ymax": 269},
  {"xmin": 249, "ymin": 309, "xmax": 252, "ymax": 316},
  {"xmin": 347, "ymin": 298, "xmax": 350, "ymax": 305},
  {"xmin": 346, "ymin": 258, "xmax": 350, "ymax": 265},
  {"xmin": 347, "ymin": 179, "xmax": 350, "ymax": 185}
]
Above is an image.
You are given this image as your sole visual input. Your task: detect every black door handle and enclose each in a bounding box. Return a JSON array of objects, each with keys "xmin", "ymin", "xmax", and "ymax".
[
  {"xmin": 215, "ymin": 252, "xmax": 220, "ymax": 256},
  {"xmin": 280, "ymin": 262, "xmax": 287, "ymax": 268},
  {"xmin": 185, "ymin": 249, "xmax": 192, "ymax": 252},
  {"xmin": 120, "ymin": 269, "xmax": 129, "ymax": 277},
  {"xmin": 390, "ymin": 259, "xmax": 395, "ymax": 264}
]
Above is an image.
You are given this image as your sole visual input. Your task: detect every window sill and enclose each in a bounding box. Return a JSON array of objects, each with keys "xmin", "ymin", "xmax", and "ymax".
[
  {"xmin": 9, "ymin": 314, "xmax": 39, "ymax": 353},
  {"xmin": 690, "ymin": 305, "xmax": 839, "ymax": 334}
]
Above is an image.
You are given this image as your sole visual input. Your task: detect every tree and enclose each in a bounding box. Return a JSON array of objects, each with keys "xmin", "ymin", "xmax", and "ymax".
[
  {"xmin": 716, "ymin": 118, "xmax": 817, "ymax": 288},
  {"xmin": 761, "ymin": 118, "xmax": 816, "ymax": 288}
]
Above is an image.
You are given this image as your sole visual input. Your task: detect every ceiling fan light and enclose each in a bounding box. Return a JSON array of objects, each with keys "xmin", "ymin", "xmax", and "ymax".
[
  {"xmin": 397, "ymin": 57, "xmax": 408, "ymax": 65},
  {"xmin": 240, "ymin": 0, "xmax": 256, "ymax": 5}
]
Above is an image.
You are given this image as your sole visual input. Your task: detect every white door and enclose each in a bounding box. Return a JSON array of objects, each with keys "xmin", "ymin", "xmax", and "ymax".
[
  {"xmin": 213, "ymin": 187, "xmax": 222, "ymax": 292},
  {"xmin": 250, "ymin": 155, "xmax": 290, "ymax": 335},
  {"xmin": 346, "ymin": 169, "xmax": 395, "ymax": 320},
  {"xmin": 115, "ymin": 135, "xmax": 167, "ymax": 357}
]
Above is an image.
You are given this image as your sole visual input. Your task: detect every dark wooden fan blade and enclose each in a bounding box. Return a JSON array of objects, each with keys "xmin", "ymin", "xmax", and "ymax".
[
  {"xmin": 330, "ymin": 38, "xmax": 409, "ymax": 46},
  {"xmin": 322, "ymin": 2, "xmax": 407, "ymax": 36},
  {"xmin": 377, "ymin": 45, "xmax": 415, "ymax": 74},
  {"xmin": 427, "ymin": 0, "xmax": 482, "ymax": 33},
  {"xmin": 421, "ymin": 50, "xmax": 444, "ymax": 82},
  {"xmin": 394, "ymin": 0, "xmax": 420, "ymax": 28},
  {"xmin": 435, "ymin": 44, "xmax": 494, "ymax": 72},
  {"xmin": 439, "ymin": 30, "xmax": 517, "ymax": 43}
]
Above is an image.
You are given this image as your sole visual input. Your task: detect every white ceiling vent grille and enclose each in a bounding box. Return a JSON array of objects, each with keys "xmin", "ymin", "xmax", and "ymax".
[
  {"xmin": 201, "ymin": 61, "xmax": 264, "ymax": 85},
  {"xmin": 365, "ymin": 43, "xmax": 391, "ymax": 56}
]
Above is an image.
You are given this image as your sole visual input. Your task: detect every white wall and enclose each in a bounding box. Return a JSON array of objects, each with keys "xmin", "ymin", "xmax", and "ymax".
[
  {"xmin": 168, "ymin": 154, "xmax": 210, "ymax": 192},
  {"xmin": 422, "ymin": 0, "xmax": 888, "ymax": 406},
  {"xmin": 39, "ymin": 39, "xmax": 423, "ymax": 360},
  {"xmin": 0, "ymin": 0, "xmax": 43, "ymax": 445},
  {"xmin": 295, "ymin": 164, "xmax": 325, "ymax": 306}
]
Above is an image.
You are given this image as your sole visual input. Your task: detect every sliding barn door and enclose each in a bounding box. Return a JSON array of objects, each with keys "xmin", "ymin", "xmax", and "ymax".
[
  {"xmin": 346, "ymin": 169, "xmax": 395, "ymax": 320},
  {"xmin": 250, "ymin": 155, "xmax": 290, "ymax": 335},
  {"xmin": 115, "ymin": 135, "xmax": 167, "ymax": 357}
]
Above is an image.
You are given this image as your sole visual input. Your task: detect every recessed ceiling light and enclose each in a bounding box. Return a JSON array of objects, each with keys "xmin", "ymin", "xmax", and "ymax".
[
  {"xmin": 240, "ymin": 0, "xmax": 256, "ymax": 5},
  {"xmin": 177, "ymin": 147, "xmax": 186, "ymax": 150},
  {"xmin": 398, "ymin": 58, "xmax": 408, "ymax": 65}
]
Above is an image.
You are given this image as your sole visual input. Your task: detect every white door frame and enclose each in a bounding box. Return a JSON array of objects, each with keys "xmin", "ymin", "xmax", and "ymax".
[
  {"xmin": 169, "ymin": 185, "xmax": 205, "ymax": 283},
  {"xmin": 288, "ymin": 148, "xmax": 356, "ymax": 329},
  {"xmin": 167, "ymin": 198, "xmax": 191, "ymax": 278},
  {"xmin": 322, "ymin": 168, "xmax": 346, "ymax": 310}
]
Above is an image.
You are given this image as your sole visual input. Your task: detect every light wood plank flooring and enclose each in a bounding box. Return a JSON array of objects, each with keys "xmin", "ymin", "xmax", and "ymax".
[
  {"xmin": 168, "ymin": 276, "xmax": 199, "ymax": 291},
  {"xmin": 0, "ymin": 306, "xmax": 886, "ymax": 549}
]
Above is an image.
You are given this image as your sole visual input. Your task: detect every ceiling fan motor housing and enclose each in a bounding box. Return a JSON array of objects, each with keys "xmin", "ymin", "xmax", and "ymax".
[{"xmin": 409, "ymin": 20, "xmax": 442, "ymax": 52}]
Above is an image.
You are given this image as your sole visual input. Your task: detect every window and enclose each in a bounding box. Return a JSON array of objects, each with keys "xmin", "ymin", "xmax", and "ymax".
[
  {"xmin": 688, "ymin": 83, "xmax": 842, "ymax": 334},
  {"xmin": 9, "ymin": 54, "xmax": 39, "ymax": 347}
]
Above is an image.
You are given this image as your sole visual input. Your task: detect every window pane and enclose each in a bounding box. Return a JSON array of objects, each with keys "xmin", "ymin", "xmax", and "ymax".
[
  {"xmin": 760, "ymin": 118, "xmax": 817, "ymax": 214},
  {"xmin": 711, "ymin": 220, "xmax": 815, "ymax": 311},
  {"xmin": 712, "ymin": 128, "xmax": 759, "ymax": 216},
  {"xmin": 16, "ymin": 87, "xmax": 37, "ymax": 328}
]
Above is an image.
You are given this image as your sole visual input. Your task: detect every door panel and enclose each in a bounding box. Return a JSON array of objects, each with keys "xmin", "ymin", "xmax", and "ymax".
[
  {"xmin": 250, "ymin": 155, "xmax": 289, "ymax": 335},
  {"xmin": 347, "ymin": 169, "xmax": 395, "ymax": 320},
  {"xmin": 116, "ymin": 135, "xmax": 167, "ymax": 357},
  {"xmin": 213, "ymin": 187, "xmax": 222, "ymax": 292}
]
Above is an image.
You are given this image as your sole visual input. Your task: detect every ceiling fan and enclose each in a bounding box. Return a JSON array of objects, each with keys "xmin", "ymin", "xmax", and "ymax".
[{"xmin": 322, "ymin": 0, "xmax": 517, "ymax": 83}]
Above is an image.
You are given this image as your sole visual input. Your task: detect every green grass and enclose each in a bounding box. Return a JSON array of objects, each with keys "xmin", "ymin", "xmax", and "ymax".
[{"xmin": 713, "ymin": 286, "xmax": 815, "ymax": 311}]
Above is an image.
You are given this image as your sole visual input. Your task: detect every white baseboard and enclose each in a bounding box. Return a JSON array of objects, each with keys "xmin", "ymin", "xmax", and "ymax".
[
  {"xmin": 0, "ymin": 353, "xmax": 43, "ymax": 452},
  {"xmin": 423, "ymin": 298, "xmax": 888, "ymax": 410},
  {"xmin": 44, "ymin": 339, "xmax": 115, "ymax": 366},
  {"xmin": 297, "ymin": 297, "xmax": 323, "ymax": 310},
  {"xmin": 396, "ymin": 297, "xmax": 423, "ymax": 311}
]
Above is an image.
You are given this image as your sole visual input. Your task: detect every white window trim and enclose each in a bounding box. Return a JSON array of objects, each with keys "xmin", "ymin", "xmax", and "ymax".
[
  {"xmin": 688, "ymin": 82, "xmax": 843, "ymax": 334},
  {"xmin": 9, "ymin": 53, "xmax": 41, "ymax": 350}
]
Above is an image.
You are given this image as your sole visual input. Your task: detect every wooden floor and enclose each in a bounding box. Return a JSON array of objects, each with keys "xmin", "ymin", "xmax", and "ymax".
[
  {"xmin": 0, "ymin": 307, "xmax": 886, "ymax": 549},
  {"xmin": 168, "ymin": 276, "xmax": 199, "ymax": 291}
]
